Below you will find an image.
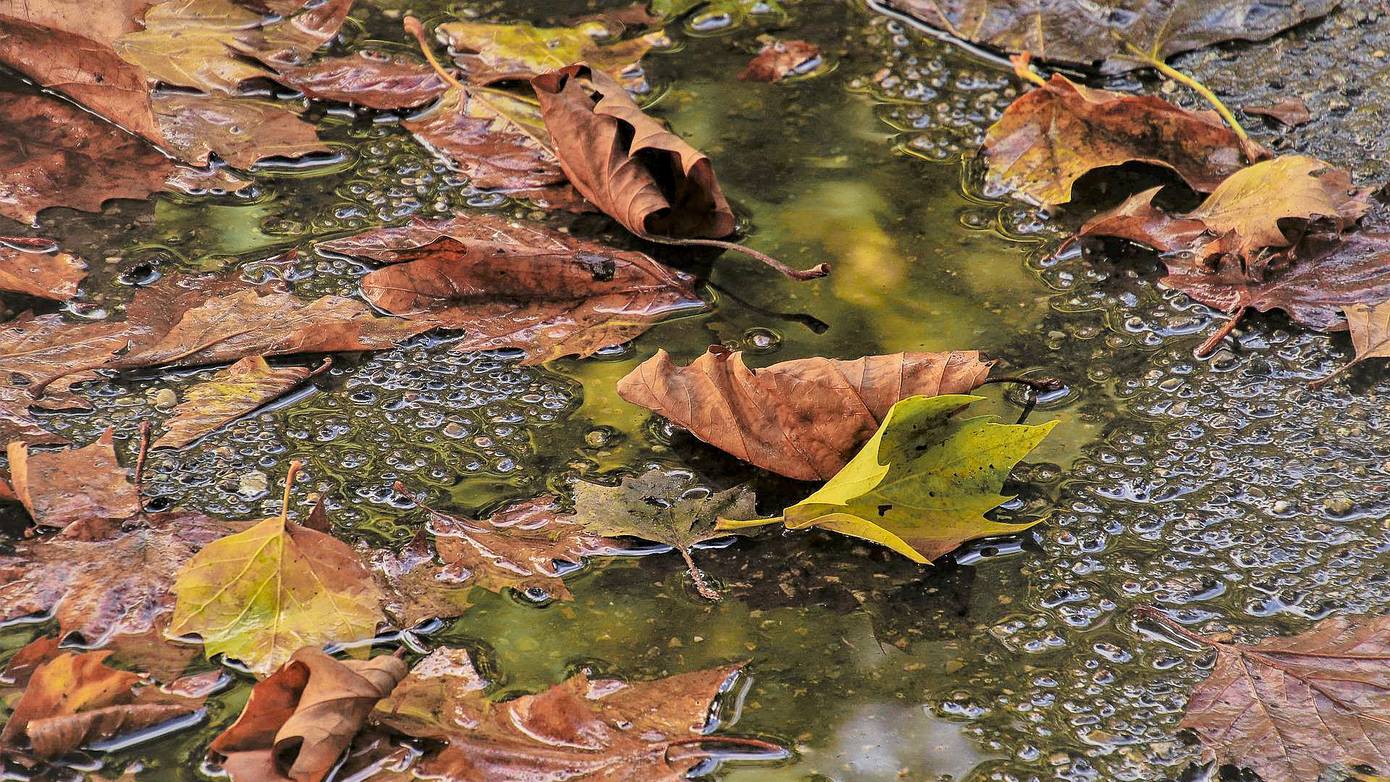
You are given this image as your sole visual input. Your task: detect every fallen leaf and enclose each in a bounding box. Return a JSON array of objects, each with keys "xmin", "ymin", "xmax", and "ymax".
[
  {"xmin": 531, "ymin": 63, "xmax": 736, "ymax": 240},
  {"xmin": 169, "ymin": 465, "xmax": 385, "ymax": 675},
  {"xmin": 152, "ymin": 92, "xmax": 330, "ymax": 169},
  {"xmin": 616, "ymin": 347, "xmax": 992, "ymax": 481},
  {"xmin": 374, "ymin": 647, "xmax": 781, "ymax": 781},
  {"xmin": 209, "ymin": 647, "xmax": 407, "ymax": 782},
  {"xmin": 650, "ymin": 0, "xmax": 784, "ymax": 28},
  {"xmin": 1074, "ymin": 185, "xmax": 1214, "ymax": 256},
  {"xmin": 6, "ymin": 430, "xmax": 141, "ymax": 531},
  {"xmin": 719, "ymin": 394, "xmax": 1056, "ymax": 563},
  {"xmin": 0, "ymin": 237, "xmax": 86, "ymax": 301},
  {"xmin": 1246, "ymin": 97, "xmax": 1313, "ymax": 127},
  {"xmin": 881, "ymin": 0, "xmax": 1339, "ymax": 72},
  {"xmin": 276, "ymin": 50, "xmax": 447, "ymax": 109},
  {"xmin": 984, "ymin": 74, "xmax": 1256, "ymax": 208},
  {"xmin": 319, "ymin": 216, "xmax": 704, "ymax": 364},
  {"xmin": 573, "ymin": 470, "xmax": 756, "ymax": 600},
  {"xmin": 739, "ymin": 38, "xmax": 822, "ymax": 82},
  {"xmin": 438, "ymin": 19, "xmax": 669, "ymax": 93},
  {"xmin": 1139, "ymin": 606, "xmax": 1390, "ymax": 782},
  {"xmin": 1318, "ymin": 300, "xmax": 1390, "ymax": 384},
  {"xmin": 153, "ymin": 356, "xmax": 326, "ymax": 449}
]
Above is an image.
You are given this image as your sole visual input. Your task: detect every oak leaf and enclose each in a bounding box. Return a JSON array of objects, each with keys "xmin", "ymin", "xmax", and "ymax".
[
  {"xmin": 319, "ymin": 216, "xmax": 703, "ymax": 364},
  {"xmin": 740, "ymin": 38, "xmax": 823, "ymax": 82},
  {"xmin": 984, "ymin": 74, "xmax": 1256, "ymax": 208},
  {"xmin": 153, "ymin": 356, "xmax": 326, "ymax": 449},
  {"xmin": 438, "ymin": 19, "xmax": 669, "ymax": 93},
  {"xmin": 6, "ymin": 430, "xmax": 141, "ymax": 531},
  {"xmin": 0, "ymin": 238, "xmax": 86, "ymax": 302},
  {"xmin": 616, "ymin": 347, "xmax": 992, "ymax": 481},
  {"xmin": 209, "ymin": 647, "xmax": 407, "ymax": 782},
  {"xmin": 276, "ymin": 51, "xmax": 447, "ymax": 109},
  {"xmin": 1140, "ymin": 606, "xmax": 1390, "ymax": 782},
  {"xmin": 720, "ymin": 395, "xmax": 1056, "ymax": 563}
]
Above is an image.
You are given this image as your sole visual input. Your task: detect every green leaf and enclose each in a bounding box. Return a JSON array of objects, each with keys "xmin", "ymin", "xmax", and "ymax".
[{"xmin": 720, "ymin": 394, "xmax": 1056, "ymax": 563}]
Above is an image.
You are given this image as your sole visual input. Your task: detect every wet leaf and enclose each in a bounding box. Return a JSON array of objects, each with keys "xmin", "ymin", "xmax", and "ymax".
[
  {"xmin": 739, "ymin": 38, "xmax": 822, "ymax": 82},
  {"xmin": 881, "ymin": 0, "xmax": 1338, "ymax": 72},
  {"xmin": 984, "ymin": 74, "xmax": 1255, "ymax": 208},
  {"xmin": 169, "ymin": 471, "xmax": 385, "ymax": 675},
  {"xmin": 573, "ymin": 470, "xmax": 756, "ymax": 600},
  {"xmin": 1321, "ymin": 300, "xmax": 1390, "ymax": 383},
  {"xmin": 531, "ymin": 63, "xmax": 736, "ymax": 241},
  {"xmin": 1141, "ymin": 606, "xmax": 1390, "ymax": 782},
  {"xmin": 616, "ymin": 347, "xmax": 992, "ymax": 481},
  {"xmin": 1246, "ymin": 97, "xmax": 1313, "ymax": 127},
  {"xmin": 374, "ymin": 647, "xmax": 779, "ymax": 781},
  {"xmin": 0, "ymin": 238, "xmax": 86, "ymax": 301},
  {"xmin": 720, "ymin": 395, "xmax": 1056, "ymax": 563},
  {"xmin": 438, "ymin": 19, "xmax": 669, "ymax": 92},
  {"xmin": 319, "ymin": 216, "xmax": 704, "ymax": 364},
  {"xmin": 650, "ymin": 0, "xmax": 784, "ymax": 29},
  {"xmin": 276, "ymin": 51, "xmax": 447, "ymax": 109},
  {"xmin": 6, "ymin": 430, "xmax": 141, "ymax": 532},
  {"xmin": 154, "ymin": 357, "xmax": 325, "ymax": 449},
  {"xmin": 152, "ymin": 92, "xmax": 329, "ymax": 169},
  {"xmin": 209, "ymin": 647, "xmax": 407, "ymax": 782}
]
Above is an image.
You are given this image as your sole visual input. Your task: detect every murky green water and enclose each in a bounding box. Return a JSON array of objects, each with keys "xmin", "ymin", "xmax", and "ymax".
[{"xmin": 5, "ymin": 1, "xmax": 1390, "ymax": 781}]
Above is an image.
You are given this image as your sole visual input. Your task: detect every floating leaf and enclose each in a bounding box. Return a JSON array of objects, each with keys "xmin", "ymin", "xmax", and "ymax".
[
  {"xmin": 276, "ymin": 50, "xmax": 447, "ymax": 109},
  {"xmin": 721, "ymin": 395, "xmax": 1055, "ymax": 563},
  {"xmin": 6, "ymin": 430, "xmax": 141, "ymax": 532},
  {"xmin": 438, "ymin": 19, "xmax": 669, "ymax": 92},
  {"xmin": 739, "ymin": 38, "xmax": 822, "ymax": 82},
  {"xmin": 154, "ymin": 356, "xmax": 326, "ymax": 449},
  {"xmin": 617, "ymin": 347, "xmax": 992, "ymax": 481},
  {"xmin": 650, "ymin": 0, "xmax": 785, "ymax": 29},
  {"xmin": 0, "ymin": 237, "xmax": 86, "ymax": 301}
]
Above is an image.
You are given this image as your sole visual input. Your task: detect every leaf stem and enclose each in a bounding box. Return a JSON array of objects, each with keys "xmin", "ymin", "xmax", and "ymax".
[
  {"xmin": 281, "ymin": 459, "xmax": 303, "ymax": 522},
  {"xmin": 1195, "ymin": 305, "xmax": 1247, "ymax": 357},
  {"xmin": 405, "ymin": 16, "xmax": 466, "ymax": 93},
  {"xmin": 716, "ymin": 516, "xmax": 782, "ymax": 531},
  {"xmin": 983, "ymin": 375, "xmax": 1065, "ymax": 393},
  {"xmin": 1121, "ymin": 43, "xmax": 1249, "ymax": 145},
  {"xmin": 677, "ymin": 546, "xmax": 721, "ymax": 601},
  {"xmin": 1009, "ymin": 53, "xmax": 1047, "ymax": 87},
  {"xmin": 133, "ymin": 420, "xmax": 152, "ymax": 507}
]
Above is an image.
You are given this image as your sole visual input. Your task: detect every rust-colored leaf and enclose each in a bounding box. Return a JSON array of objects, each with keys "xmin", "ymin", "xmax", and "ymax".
[
  {"xmin": 616, "ymin": 347, "xmax": 993, "ymax": 481},
  {"xmin": 1246, "ymin": 97, "xmax": 1313, "ymax": 127},
  {"xmin": 739, "ymin": 38, "xmax": 823, "ymax": 82},
  {"xmin": 984, "ymin": 74, "xmax": 1256, "ymax": 208},
  {"xmin": 319, "ymin": 216, "xmax": 704, "ymax": 364},
  {"xmin": 276, "ymin": 51, "xmax": 447, "ymax": 109},
  {"xmin": 154, "ymin": 356, "xmax": 325, "ymax": 449},
  {"xmin": 209, "ymin": 647, "xmax": 407, "ymax": 782},
  {"xmin": 0, "ymin": 237, "xmax": 86, "ymax": 301},
  {"xmin": 6, "ymin": 430, "xmax": 141, "ymax": 531},
  {"xmin": 1141, "ymin": 606, "xmax": 1390, "ymax": 782}
]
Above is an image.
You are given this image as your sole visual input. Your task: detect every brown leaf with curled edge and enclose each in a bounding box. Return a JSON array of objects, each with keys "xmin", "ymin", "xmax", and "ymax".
[
  {"xmin": 374, "ymin": 647, "xmax": 782, "ymax": 782},
  {"xmin": 532, "ymin": 63, "xmax": 736, "ymax": 241},
  {"xmin": 739, "ymin": 38, "xmax": 823, "ymax": 82},
  {"xmin": 152, "ymin": 93, "xmax": 330, "ymax": 169},
  {"xmin": 276, "ymin": 51, "xmax": 447, "ymax": 109},
  {"xmin": 0, "ymin": 237, "xmax": 86, "ymax": 302},
  {"xmin": 209, "ymin": 648, "xmax": 407, "ymax": 782},
  {"xmin": 616, "ymin": 347, "xmax": 993, "ymax": 481},
  {"xmin": 1318, "ymin": 300, "xmax": 1390, "ymax": 385},
  {"xmin": 1247, "ymin": 97, "xmax": 1313, "ymax": 127},
  {"xmin": 881, "ymin": 0, "xmax": 1338, "ymax": 73},
  {"xmin": 319, "ymin": 216, "xmax": 704, "ymax": 364},
  {"xmin": 6, "ymin": 430, "xmax": 140, "ymax": 531},
  {"xmin": 983, "ymin": 74, "xmax": 1256, "ymax": 208},
  {"xmin": 1139, "ymin": 606, "xmax": 1390, "ymax": 782},
  {"xmin": 154, "ymin": 357, "xmax": 326, "ymax": 449},
  {"xmin": 438, "ymin": 19, "xmax": 669, "ymax": 93}
]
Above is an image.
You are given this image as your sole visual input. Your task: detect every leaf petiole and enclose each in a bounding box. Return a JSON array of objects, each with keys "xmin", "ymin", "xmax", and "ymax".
[{"xmin": 1121, "ymin": 43, "xmax": 1251, "ymax": 149}]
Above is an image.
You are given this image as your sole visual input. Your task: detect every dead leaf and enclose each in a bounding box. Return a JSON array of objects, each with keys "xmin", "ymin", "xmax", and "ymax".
[
  {"xmin": 739, "ymin": 38, "xmax": 823, "ymax": 82},
  {"xmin": 0, "ymin": 237, "xmax": 86, "ymax": 301},
  {"xmin": 319, "ymin": 216, "xmax": 704, "ymax": 363},
  {"xmin": 616, "ymin": 347, "xmax": 992, "ymax": 481},
  {"xmin": 374, "ymin": 647, "xmax": 781, "ymax": 782},
  {"xmin": 1317, "ymin": 300, "xmax": 1390, "ymax": 384},
  {"xmin": 6, "ymin": 430, "xmax": 141, "ymax": 531},
  {"xmin": 984, "ymin": 74, "xmax": 1257, "ymax": 208},
  {"xmin": 1246, "ymin": 97, "xmax": 1313, "ymax": 127},
  {"xmin": 153, "ymin": 356, "xmax": 326, "ymax": 449},
  {"xmin": 438, "ymin": 18, "xmax": 669, "ymax": 93},
  {"xmin": 881, "ymin": 0, "xmax": 1339, "ymax": 72},
  {"xmin": 209, "ymin": 647, "xmax": 407, "ymax": 782},
  {"xmin": 1139, "ymin": 606, "xmax": 1390, "ymax": 782},
  {"xmin": 152, "ymin": 92, "xmax": 329, "ymax": 169},
  {"xmin": 276, "ymin": 51, "xmax": 447, "ymax": 109}
]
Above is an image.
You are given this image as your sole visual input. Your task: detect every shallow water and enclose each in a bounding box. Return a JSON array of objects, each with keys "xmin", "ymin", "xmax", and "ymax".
[{"xmin": 3, "ymin": 1, "xmax": 1389, "ymax": 781}]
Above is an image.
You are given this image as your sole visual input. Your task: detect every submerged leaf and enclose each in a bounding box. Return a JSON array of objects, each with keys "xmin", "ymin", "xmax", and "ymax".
[
  {"xmin": 6, "ymin": 430, "xmax": 141, "ymax": 532},
  {"xmin": 740, "ymin": 38, "xmax": 822, "ymax": 82},
  {"xmin": 721, "ymin": 395, "xmax": 1056, "ymax": 563},
  {"xmin": 152, "ymin": 92, "xmax": 329, "ymax": 169},
  {"xmin": 1246, "ymin": 97, "xmax": 1313, "ymax": 127},
  {"xmin": 276, "ymin": 50, "xmax": 447, "ymax": 109},
  {"xmin": 438, "ymin": 19, "xmax": 669, "ymax": 92},
  {"xmin": 154, "ymin": 356, "xmax": 324, "ymax": 449}
]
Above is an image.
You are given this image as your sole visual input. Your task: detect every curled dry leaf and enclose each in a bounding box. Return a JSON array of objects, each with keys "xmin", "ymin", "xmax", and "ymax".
[
  {"xmin": 209, "ymin": 647, "xmax": 407, "ymax": 782},
  {"xmin": 984, "ymin": 74, "xmax": 1256, "ymax": 208},
  {"xmin": 0, "ymin": 237, "xmax": 86, "ymax": 301},
  {"xmin": 6, "ymin": 430, "xmax": 140, "ymax": 531},
  {"xmin": 276, "ymin": 51, "xmax": 447, "ymax": 109},
  {"xmin": 740, "ymin": 38, "xmax": 823, "ymax": 82},
  {"xmin": 154, "ymin": 356, "xmax": 327, "ymax": 449},
  {"xmin": 881, "ymin": 0, "xmax": 1339, "ymax": 73},
  {"xmin": 320, "ymin": 216, "xmax": 704, "ymax": 364},
  {"xmin": 373, "ymin": 647, "xmax": 782, "ymax": 782},
  {"xmin": 721, "ymin": 395, "xmax": 1057, "ymax": 563},
  {"xmin": 1139, "ymin": 606, "xmax": 1390, "ymax": 782},
  {"xmin": 438, "ymin": 19, "xmax": 669, "ymax": 92},
  {"xmin": 1317, "ymin": 300, "xmax": 1390, "ymax": 385},
  {"xmin": 1246, "ymin": 97, "xmax": 1313, "ymax": 127},
  {"xmin": 616, "ymin": 347, "xmax": 992, "ymax": 481}
]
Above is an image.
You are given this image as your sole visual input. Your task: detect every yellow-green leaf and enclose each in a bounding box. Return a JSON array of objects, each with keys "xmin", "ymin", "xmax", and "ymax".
[
  {"xmin": 720, "ymin": 394, "xmax": 1056, "ymax": 563},
  {"xmin": 437, "ymin": 19, "xmax": 668, "ymax": 92}
]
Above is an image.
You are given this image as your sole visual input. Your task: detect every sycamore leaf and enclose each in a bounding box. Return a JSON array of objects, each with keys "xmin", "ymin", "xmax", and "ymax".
[
  {"xmin": 437, "ymin": 19, "xmax": 669, "ymax": 93},
  {"xmin": 721, "ymin": 395, "xmax": 1056, "ymax": 563},
  {"xmin": 6, "ymin": 430, "xmax": 141, "ymax": 532},
  {"xmin": 0, "ymin": 237, "xmax": 86, "ymax": 302},
  {"xmin": 1140, "ymin": 606, "xmax": 1390, "ymax": 782},
  {"xmin": 617, "ymin": 347, "xmax": 992, "ymax": 481},
  {"xmin": 983, "ymin": 74, "xmax": 1255, "ymax": 208},
  {"xmin": 154, "ymin": 356, "xmax": 326, "ymax": 449},
  {"xmin": 573, "ymin": 469, "xmax": 756, "ymax": 600},
  {"xmin": 739, "ymin": 38, "xmax": 823, "ymax": 82}
]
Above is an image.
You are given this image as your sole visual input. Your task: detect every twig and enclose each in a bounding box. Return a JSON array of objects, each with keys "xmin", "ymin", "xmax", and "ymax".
[
  {"xmin": 677, "ymin": 546, "xmax": 721, "ymax": 601},
  {"xmin": 983, "ymin": 374, "xmax": 1064, "ymax": 393},
  {"xmin": 1133, "ymin": 605, "xmax": 1216, "ymax": 647},
  {"xmin": 646, "ymin": 236, "xmax": 829, "ymax": 281},
  {"xmin": 1121, "ymin": 43, "xmax": 1250, "ymax": 146},
  {"xmin": 1195, "ymin": 305, "xmax": 1247, "ymax": 357},
  {"xmin": 133, "ymin": 420, "xmax": 152, "ymax": 507}
]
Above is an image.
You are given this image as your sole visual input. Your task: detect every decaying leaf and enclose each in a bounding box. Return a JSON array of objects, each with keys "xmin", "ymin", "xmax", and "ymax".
[
  {"xmin": 617, "ymin": 347, "xmax": 992, "ymax": 481},
  {"xmin": 169, "ymin": 465, "xmax": 385, "ymax": 674},
  {"xmin": 319, "ymin": 216, "xmax": 704, "ymax": 364},
  {"xmin": 152, "ymin": 92, "xmax": 329, "ymax": 170},
  {"xmin": 1139, "ymin": 606, "xmax": 1390, "ymax": 782},
  {"xmin": 0, "ymin": 237, "xmax": 87, "ymax": 302},
  {"xmin": 740, "ymin": 38, "xmax": 822, "ymax": 82},
  {"xmin": 881, "ymin": 0, "xmax": 1339, "ymax": 73},
  {"xmin": 651, "ymin": 0, "xmax": 784, "ymax": 28},
  {"xmin": 1317, "ymin": 300, "xmax": 1390, "ymax": 385},
  {"xmin": 720, "ymin": 395, "xmax": 1056, "ymax": 563},
  {"xmin": 374, "ymin": 647, "xmax": 781, "ymax": 781},
  {"xmin": 276, "ymin": 50, "xmax": 447, "ymax": 109},
  {"xmin": 209, "ymin": 647, "xmax": 407, "ymax": 782},
  {"xmin": 984, "ymin": 74, "xmax": 1257, "ymax": 208},
  {"xmin": 1246, "ymin": 97, "xmax": 1313, "ymax": 127},
  {"xmin": 6, "ymin": 430, "xmax": 141, "ymax": 532},
  {"xmin": 573, "ymin": 470, "xmax": 756, "ymax": 600},
  {"xmin": 154, "ymin": 356, "xmax": 326, "ymax": 449},
  {"xmin": 437, "ymin": 19, "xmax": 669, "ymax": 93}
]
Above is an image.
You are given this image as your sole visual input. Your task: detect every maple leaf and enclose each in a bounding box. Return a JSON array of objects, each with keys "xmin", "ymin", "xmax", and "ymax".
[
  {"xmin": 6, "ymin": 430, "xmax": 141, "ymax": 532},
  {"xmin": 437, "ymin": 18, "xmax": 669, "ymax": 93},
  {"xmin": 209, "ymin": 647, "xmax": 407, "ymax": 782},
  {"xmin": 169, "ymin": 462, "xmax": 385, "ymax": 675},
  {"xmin": 1139, "ymin": 605, "xmax": 1390, "ymax": 782},
  {"xmin": 721, "ymin": 395, "xmax": 1056, "ymax": 563},
  {"xmin": 153, "ymin": 356, "xmax": 328, "ymax": 449},
  {"xmin": 739, "ymin": 38, "xmax": 823, "ymax": 82},
  {"xmin": 616, "ymin": 347, "xmax": 993, "ymax": 481},
  {"xmin": 275, "ymin": 50, "xmax": 447, "ymax": 110},
  {"xmin": 318, "ymin": 216, "xmax": 704, "ymax": 364},
  {"xmin": 0, "ymin": 237, "xmax": 86, "ymax": 302},
  {"xmin": 573, "ymin": 470, "xmax": 756, "ymax": 600}
]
